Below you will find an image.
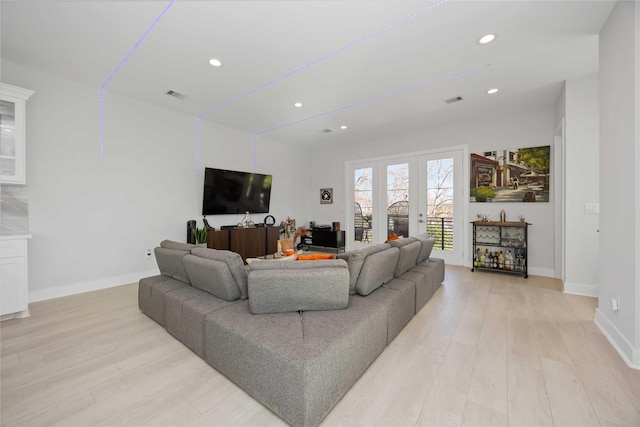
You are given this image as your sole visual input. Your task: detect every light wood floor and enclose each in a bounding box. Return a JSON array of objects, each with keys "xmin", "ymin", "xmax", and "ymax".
[{"xmin": 2, "ymin": 266, "xmax": 640, "ymax": 427}]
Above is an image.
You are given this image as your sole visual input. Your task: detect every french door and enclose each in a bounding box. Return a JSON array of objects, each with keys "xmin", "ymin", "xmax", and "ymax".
[
  {"xmin": 347, "ymin": 148, "xmax": 466, "ymax": 266},
  {"xmin": 417, "ymin": 150, "xmax": 464, "ymax": 265}
]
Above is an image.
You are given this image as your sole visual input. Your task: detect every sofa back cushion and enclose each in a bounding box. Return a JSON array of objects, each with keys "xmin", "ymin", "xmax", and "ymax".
[
  {"xmin": 191, "ymin": 248, "xmax": 249, "ymax": 299},
  {"xmin": 355, "ymin": 247, "xmax": 400, "ymax": 296},
  {"xmin": 160, "ymin": 240, "xmax": 196, "ymax": 251},
  {"xmin": 154, "ymin": 247, "xmax": 191, "ymax": 284},
  {"xmin": 340, "ymin": 243, "xmax": 391, "ymax": 294},
  {"xmin": 183, "ymin": 254, "xmax": 241, "ymax": 301},
  {"xmin": 389, "ymin": 238, "xmax": 421, "ymax": 276},
  {"xmin": 248, "ymin": 259, "xmax": 349, "ymax": 314},
  {"xmin": 415, "ymin": 233, "xmax": 436, "ymax": 264}
]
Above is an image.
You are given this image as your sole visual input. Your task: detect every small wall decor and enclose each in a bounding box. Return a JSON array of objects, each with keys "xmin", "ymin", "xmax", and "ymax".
[{"xmin": 320, "ymin": 188, "xmax": 333, "ymax": 204}]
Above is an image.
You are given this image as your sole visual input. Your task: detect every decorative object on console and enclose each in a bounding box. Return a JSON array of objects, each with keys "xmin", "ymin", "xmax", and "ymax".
[
  {"xmin": 320, "ymin": 188, "xmax": 333, "ymax": 204},
  {"xmin": 192, "ymin": 226, "xmax": 208, "ymax": 245},
  {"xmin": 264, "ymin": 215, "xmax": 275, "ymax": 226},
  {"xmin": 187, "ymin": 220, "xmax": 197, "ymax": 244}
]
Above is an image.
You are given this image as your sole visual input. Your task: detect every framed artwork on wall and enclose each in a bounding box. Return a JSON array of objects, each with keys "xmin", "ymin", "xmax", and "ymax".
[
  {"xmin": 320, "ymin": 188, "xmax": 333, "ymax": 204},
  {"xmin": 470, "ymin": 145, "xmax": 550, "ymax": 202}
]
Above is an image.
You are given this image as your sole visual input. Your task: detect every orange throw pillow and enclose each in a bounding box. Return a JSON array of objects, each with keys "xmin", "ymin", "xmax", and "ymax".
[
  {"xmin": 297, "ymin": 253, "xmax": 336, "ymax": 261},
  {"xmin": 387, "ymin": 233, "xmax": 399, "ymax": 242}
]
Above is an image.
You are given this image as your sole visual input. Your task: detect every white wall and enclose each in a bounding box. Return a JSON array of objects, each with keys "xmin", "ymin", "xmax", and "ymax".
[
  {"xmin": 308, "ymin": 105, "xmax": 556, "ymax": 276},
  {"xmin": 563, "ymin": 73, "xmax": 600, "ymax": 295},
  {"xmin": 2, "ymin": 60, "xmax": 309, "ymax": 301},
  {"xmin": 596, "ymin": 0, "xmax": 639, "ymax": 368}
]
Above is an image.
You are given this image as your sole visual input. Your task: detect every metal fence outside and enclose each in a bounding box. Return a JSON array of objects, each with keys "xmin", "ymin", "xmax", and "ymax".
[{"xmin": 426, "ymin": 217, "xmax": 454, "ymax": 250}]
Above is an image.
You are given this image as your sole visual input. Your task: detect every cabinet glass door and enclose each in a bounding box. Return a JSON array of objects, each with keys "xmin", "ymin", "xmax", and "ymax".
[{"xmin": 0, "ymin": 100, "xmax": 17, "ymax": 179}]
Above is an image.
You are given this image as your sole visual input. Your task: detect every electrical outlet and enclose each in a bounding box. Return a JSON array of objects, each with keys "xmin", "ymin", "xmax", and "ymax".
[
  {"xmin": 145, "ymin": 249, "xmax": 152, "ymax": 260},
  {"xmin": 611, "ymin": 293, "xmax": 620, "ymax": 311}
]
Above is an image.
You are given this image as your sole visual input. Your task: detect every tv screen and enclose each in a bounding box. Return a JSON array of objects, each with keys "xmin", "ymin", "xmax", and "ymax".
[{"xmin": 202, "ymin": 167, "xmax": 272, "ymax": 215}]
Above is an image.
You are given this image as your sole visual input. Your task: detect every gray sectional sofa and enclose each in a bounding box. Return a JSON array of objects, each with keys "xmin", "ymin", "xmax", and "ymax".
[{"xmin": 138, "ymin": 233, "xmax": 445, "ymax": 427}]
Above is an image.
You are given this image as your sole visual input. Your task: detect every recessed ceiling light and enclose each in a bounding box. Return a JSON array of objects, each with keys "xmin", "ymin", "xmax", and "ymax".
[
  {"xmin": 294, "ymin": 102, "xmax": 303, "ymax": 108},
  {"xmin": 208, "ymin": 58, "xmax": 223, "ymax": 67},
  {"xmin": 487, "ymin": 88, "xmax": 499, "ymax": 94},
  {"xmin": 340, "ymin": 125, "xmax": 348, "ymax": 130},
  {"xmin": 478, "ymin": 34, "xmax": 496, "ymax": 45}
]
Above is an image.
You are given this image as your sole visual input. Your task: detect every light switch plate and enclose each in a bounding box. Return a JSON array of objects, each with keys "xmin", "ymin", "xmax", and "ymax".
[{"xmin": 584, "ymin": 203, "xmax": 599, "ymax": 214}]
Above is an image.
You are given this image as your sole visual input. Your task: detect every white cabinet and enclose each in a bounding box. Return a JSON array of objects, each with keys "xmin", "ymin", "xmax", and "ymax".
[
  {"xmin": 1, "ymin": 236, "xmax": 31, "ymax": 319},
  {"xmin": 1, "ymin": 83, "xmax": 34, "ymax": 184}
]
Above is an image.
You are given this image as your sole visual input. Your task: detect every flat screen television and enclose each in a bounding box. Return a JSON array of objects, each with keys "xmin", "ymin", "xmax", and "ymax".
[{"xmin": 202, "ymin": 167, "xmax": 272, "ymax": 215}]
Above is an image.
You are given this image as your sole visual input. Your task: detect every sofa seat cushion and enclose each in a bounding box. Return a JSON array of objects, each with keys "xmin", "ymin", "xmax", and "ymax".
[
  {"xmin": 191, "ymin": 248, "xmax": 249, "ymax": 299},
  {"xmin": 165, "ymin": 286, "xmax": 239, "ymax": 357},
  {"xmin": 360, "ymin": 277, "xmax": 415, "ymax": 344},
  {"xmin": 248, "ymin": 259, "xmax": 349, "ymax": 314},
  {"xmin": 138, "ymin": 276, "xmax": 189, "ymax": 327},
  {"xmin": 204, "ymin": 296, "xmax": 386, "ymax": 427},
  {"xmin": 355, "ymin": 247, "xmax": 400, "ymax": 296},
  {"xmin": 414, "ymin": 233, "xmax": 436, "ymax": 264},
  {"xmin": 183, "ymin": 254, "xmax": 241, "ymax": 301},
  {"xmin": 338, "ymin": 243, "xmax": 391, "ymax": 294},
  {"xmin": 399, "ymin": 269, "xmax": 434, "ymax": 314},
  {"xmin": 389, "ymin": 238, "xmax": 421, "ymax": 276},
  {"xmin": 417, "ymin": 257, "xmax": 445, "ymax": 288}
]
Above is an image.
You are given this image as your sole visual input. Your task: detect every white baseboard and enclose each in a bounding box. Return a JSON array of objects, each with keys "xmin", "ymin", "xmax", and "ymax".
[
  {"xmin": 528, "ymin": 267, "xmax": 555, "ymax": 278},
  {"xmin": 594, "ymin": 308, "xmax": 640, "ymax": 370},
  {"xmin": 563, "ymin": 281, "xmax": 599, "ymax": 297},
  {"xmin": 28, "ymin": 268, "xmax": 160, "ymax": 303}
]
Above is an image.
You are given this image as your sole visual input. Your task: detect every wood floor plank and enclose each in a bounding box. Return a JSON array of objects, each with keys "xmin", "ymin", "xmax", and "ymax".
[
  {"xmin": 539, "ymin": 357, "xmax": 600, "ymax": 426},
  {"xmin": 415, "ymin": 341, "xmax": 477, "ymax": 427},
  {"xmin": 507, "ymin": 360, "xmax": 554, "ymax": 426},
  {"xmin": 466, "ymin": 292, "xmax": 508, "ymax": 416}
]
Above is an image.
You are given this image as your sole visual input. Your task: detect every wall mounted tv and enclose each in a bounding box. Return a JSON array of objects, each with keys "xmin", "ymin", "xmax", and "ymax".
[{"xmin": 202, "ymin": 167, "xmax": 272, "ymax": 215}]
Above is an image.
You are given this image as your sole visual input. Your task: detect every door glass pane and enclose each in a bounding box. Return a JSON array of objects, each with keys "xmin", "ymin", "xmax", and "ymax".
[
  {"xmin": 387, "ymin": 163, "xmax": 409, "ymax": 238},
  {"xmin": 354, "ymin": 167, "xmax": 372, "ymax": 243},
  {"xmin": 0, "ymin": 100, "xmax": 16, "ymax": 178},
  {"xmin": 426, "ymin": 158, "xmax": 454, "ymax": 250}
]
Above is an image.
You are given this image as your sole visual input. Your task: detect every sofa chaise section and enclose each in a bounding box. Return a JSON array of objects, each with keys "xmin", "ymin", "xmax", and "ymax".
[{"xmin": 203, "ymin": 296, "xmax": 387, "ymax": 427}]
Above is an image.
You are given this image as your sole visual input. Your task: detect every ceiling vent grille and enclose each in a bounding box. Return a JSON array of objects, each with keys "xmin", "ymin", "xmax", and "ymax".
[
  {"xmin": 445, "ymin": 95, "xmax": 463, "ymax": 104},
  {"xmin": 166, "ymin": 90, "xmax": 186, "ymax": 100},
  {"xmin": 321, "ymin": 129, "xmax": 333, "ymax": 133}
]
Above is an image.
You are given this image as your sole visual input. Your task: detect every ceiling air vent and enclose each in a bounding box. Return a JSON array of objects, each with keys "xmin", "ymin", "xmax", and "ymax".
[
  {"xmin": 445, "ymin": 95, "xmax": 463, "ymax": 104},
  {"xmin": 166, "ymin": 90, "xmax": 186, "ymax": 100},
  {"xmin": 320, "ymin": 129, "xmax": 333, "ymax": 133}
]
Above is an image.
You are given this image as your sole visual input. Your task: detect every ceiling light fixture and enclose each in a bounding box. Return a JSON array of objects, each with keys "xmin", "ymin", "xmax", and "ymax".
[
  {"xmin": 487, "ymin": 88, "xmax": 499, "ymax": 94},
  {"xmin": 478, "ymin": 34, "xmax": 496, "ymax": 45},
  {"xmin": 340, "ymin": 125, "xmax": 348, "ymax": 130},
  {"xmin": 208, "ymin": 58, "xmax": 223, "ymax": 67},
  {"xmin": 294, "ymin": 102, "xmax": 303, "ymax": 108}
]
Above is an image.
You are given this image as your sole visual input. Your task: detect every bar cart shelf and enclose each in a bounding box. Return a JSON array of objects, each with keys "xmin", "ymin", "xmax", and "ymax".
[{"xmin": 471, "ymin": 220, "xmax": 530, "ymax": 278}]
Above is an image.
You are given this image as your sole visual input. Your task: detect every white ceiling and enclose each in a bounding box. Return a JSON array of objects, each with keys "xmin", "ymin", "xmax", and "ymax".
[{"xmin": 1, "ymin": 1, "xmax": 615, "ymax": 146}]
